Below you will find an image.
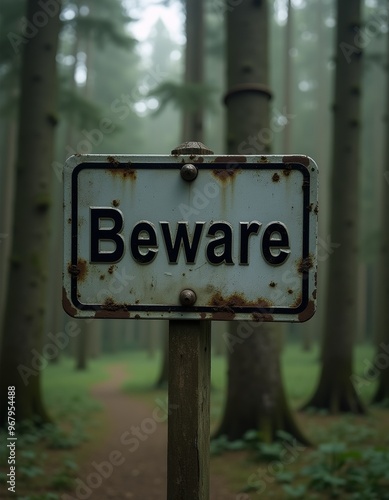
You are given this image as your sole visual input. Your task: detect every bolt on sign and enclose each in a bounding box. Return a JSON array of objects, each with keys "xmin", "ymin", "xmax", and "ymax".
[{"xmin": 63, "ymin": 154, "xmax": 318, "ymax": 322}]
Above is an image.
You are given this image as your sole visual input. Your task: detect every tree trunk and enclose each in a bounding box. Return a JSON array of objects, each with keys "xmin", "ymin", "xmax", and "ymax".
[
  {"xmin": 0, "ymin": 118, "xmax": 17, "ymax": 330},
  {"xmin": 0, "ymin": 0, "xmax": 61, "ymax": 426},
  {"xmin": 216, "ymin": 325, "xmax": 309, "ymax": 444},
  {"xmin": 182, "ymin": 0, "xmax": 204, "ymax": 142},
  {"xmin": 282, "ymin": 0, "xmax": 293, "ymax": 153},
  {"xmin": 301, "ymin": 0, "xmax": 365, "ymax": 414},
  {"xmin": 215, "ymin": 0, "xmax": 308, "ymax": 444},
  {"xmin": 372, "ymin": 21, "xmax": 389, "ymax": 404}
]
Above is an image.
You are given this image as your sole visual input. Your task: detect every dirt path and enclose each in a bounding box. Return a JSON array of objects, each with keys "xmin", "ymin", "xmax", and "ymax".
[{"xmin": 73, "ymin": 365, "xmax": 238, "ymax": 499}]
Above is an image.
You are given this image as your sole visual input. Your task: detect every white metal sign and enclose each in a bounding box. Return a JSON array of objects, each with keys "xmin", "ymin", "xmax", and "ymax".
[{"xmin": 63, "ymin": 154, "xmax": 318, "ymax": 322}]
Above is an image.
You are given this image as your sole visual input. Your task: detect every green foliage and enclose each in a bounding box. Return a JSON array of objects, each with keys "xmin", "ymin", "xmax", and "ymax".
[
  {"xmin": 43, "ymin": 422, "xmax": 87, "ymax": 450},
  {"xmin": 58, "ymin": 81, "xmax": 105, "ymax": 130},
  {"xmin": 310, "ymin": 419, "xmax": 377, "ymax": 445},
  {"xmin": 210, "ymin": 429, "xmax": 297, "ymax": 459},
  {"xmin": 149, "ymin": 81, "xmax": 217, "ymax": 115},
  {"xmin": 49, "ymin": 459, "xmax": 78, "ymax": 490},
  {"xmin": 282, "ymin": 484, "xmax": 307, "ymax": 498},
  {"xmin": 67, "ymin": 16, "xmax": 135, "ymax": 49},
  {"xmin": 300, "ymin": 444, "xmax": 389, "ymax": 498}
]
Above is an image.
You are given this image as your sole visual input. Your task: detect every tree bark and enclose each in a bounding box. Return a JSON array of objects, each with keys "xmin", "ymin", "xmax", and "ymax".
[
  {"xmin": 282, "ymin": 0, "xmax": 293, "ymax": 153},
  {"xmin": 0, "ymin": 118, "xmax": 17, "ymax": 331},
  {"xmin": 182, "ymin": 0, "xmax": 204, "ymax": 142},
  {"xmin": 302, "ymin": 0, "xmax": 365, "ymax": 414},
  {"xmin": 0, "ymin": 0, "xmax": 61, "ymax": 426},
  {"xmin": 215, "ymin": 0, "xmax": 308, "ymax": 444},
  {"xmin": 372, "ymin": 20, "xmax": 389, "ymax": 404},
  {"xmin": 216, "ymin": 324, "xmax": 309, "ymax": 444}
]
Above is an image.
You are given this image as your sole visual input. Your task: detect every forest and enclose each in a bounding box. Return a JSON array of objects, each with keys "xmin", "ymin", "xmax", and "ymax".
[{"xmin": 0, "ymin": 0, "xmax": 388, "ymax": 498}]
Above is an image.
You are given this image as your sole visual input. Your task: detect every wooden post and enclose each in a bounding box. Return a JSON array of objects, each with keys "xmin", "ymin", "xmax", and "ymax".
[{"xmin": 167, "ymin": 320, "xmax": 211, "ymax": 499}]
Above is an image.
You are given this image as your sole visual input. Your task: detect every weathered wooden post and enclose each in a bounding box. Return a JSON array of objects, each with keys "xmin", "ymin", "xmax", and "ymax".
[{"xmin": 167, "ymin": 142, "xmax": 213, "ymax": 500}]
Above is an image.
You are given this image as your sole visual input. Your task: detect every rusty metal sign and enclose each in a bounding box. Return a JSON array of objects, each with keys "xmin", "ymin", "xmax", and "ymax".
[{"xmin": 63, "ymin": 154, "xmax": 318, "ymax": 322}]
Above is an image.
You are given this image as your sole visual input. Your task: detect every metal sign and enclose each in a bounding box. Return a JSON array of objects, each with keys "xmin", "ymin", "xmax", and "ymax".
[{"xmin": 63, "ymin": 154, "xmax": 318, "ymax": 322}]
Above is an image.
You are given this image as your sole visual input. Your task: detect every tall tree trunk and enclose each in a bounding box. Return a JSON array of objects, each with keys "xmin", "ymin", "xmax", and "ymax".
[
  {"xmin": 372, "ymin": 21, "xmax": 389, "ymax": 404},
  {"xmin": 302, "ymin": 0, "xmax": 365, "ymax": 414},
  {"xmin": 0, "ymin": 118, "xmax": 17, "ymax": 327},
  {"xmin": 217, "ymin": 325, "xmax": 308, "ymax": 443},
  {"xmin": 215, "ymin": 0, "xmax": 308, "ymax": 444},
  {"xmin": 282, "ymin": 0, "xmax": 293, "ymax": 153},
  {"xmin": 0, "ymin": 0, "xmax": 61, "ymax": 426},
  {"xmin": 182, "ymin": 0, "xmax": 204, "ymax": 142}
]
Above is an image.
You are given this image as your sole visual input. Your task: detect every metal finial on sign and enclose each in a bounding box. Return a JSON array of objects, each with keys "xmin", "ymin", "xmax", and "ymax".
[{"xmin": 171, "ymin": 141, "xmax": 214, "ymax": 156}]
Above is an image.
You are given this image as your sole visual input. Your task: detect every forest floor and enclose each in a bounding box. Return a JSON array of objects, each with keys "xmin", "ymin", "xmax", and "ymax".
[
  {"xmin": 75, "ymin": 363, "xmax": 239, "ymax": 500},
  {"xmin": 1, "ymin": 347, "xmax": 388, "ymax": 499}
]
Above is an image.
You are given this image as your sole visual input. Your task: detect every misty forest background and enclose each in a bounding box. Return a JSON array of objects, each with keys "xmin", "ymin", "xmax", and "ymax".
[{"xmin": 0, "ymin": 0, "xmax": 389, "ymax": 499}]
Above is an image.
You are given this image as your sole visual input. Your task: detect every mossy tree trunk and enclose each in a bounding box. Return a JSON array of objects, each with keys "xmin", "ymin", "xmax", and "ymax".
[
  {"xmin": 301, "ymin": 0, "xmax": 365, "ymax": 414},
  {"xmin": 372, "ymin": 22, "xmax": 389, "ymax": 404},
  {"xmin": 0, "ymin": 0, "xmax": 61, "ymax": 426},
  {"xmin": 214, "ymin": 0, "xmax": 308, "ymax": 444}
]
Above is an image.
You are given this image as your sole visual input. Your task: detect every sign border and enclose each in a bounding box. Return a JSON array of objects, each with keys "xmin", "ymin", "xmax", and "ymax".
[{"xmin": 63, "ymin": 155, "xmax": 318, "ymax": 322}]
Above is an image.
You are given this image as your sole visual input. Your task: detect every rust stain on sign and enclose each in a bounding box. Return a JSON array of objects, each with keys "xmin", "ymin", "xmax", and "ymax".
[
  {"xmin": 102, "ymin": 297, "xmax": 126, "ymax": 311},
  {"xmin": 94, "ymin": 297, "xmax": 130, "ymax": 319},
  {"xmin": 188, "ymin": 155, "xmax": 204, "ymax": 163},
  {"xmin": 297, "ymin": 255, "xmax": 314, "ymax": 274},
  {"xmin": 282, "ymin": 155, "xmax": 310, "ymax": 167},
  {"xmin": 291, "ymin": 293, "xmax": 303, "ymax": 308},
  {"xmin": 67, "ymin": 258, "xmax": 88, "ymax": 282},
  {"xmin": 109, "ymin": 166, "xmax": 137, "ymax": 180},
  {"xmin": 283, "ymin": 164, "xmax": 292, "ymax": 176},
  {"xmin": 62, "ymin": 287, "xmax": 77, "ymax": 317},
  {"xmin": 272, "ymin": 173, "xmax": 280, "ymax": 182},
  {"xmin": 95, "ymin": 309, "xmax": 130, "ymax": 319},
  {"xmin": 298, "ymin": 300, "xmax": 315, "ymax": 322},
  {"xmin": 212, "ymin": 168, "xmax": 241, "ymax": 183},
  {"xmin": 209, "ymin": 292, "xmax": 273, "ymax": 310},
  {"xmin": 107, "ymin": 155, "xmax": 120, "ymax": 165},
  {"xmin": 251, "ymin": 311, "xmax": 274, "ymax": 322},
  {"xmin": 213, "ymin": 155, "xmax": 247, "ymax": 163}
]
